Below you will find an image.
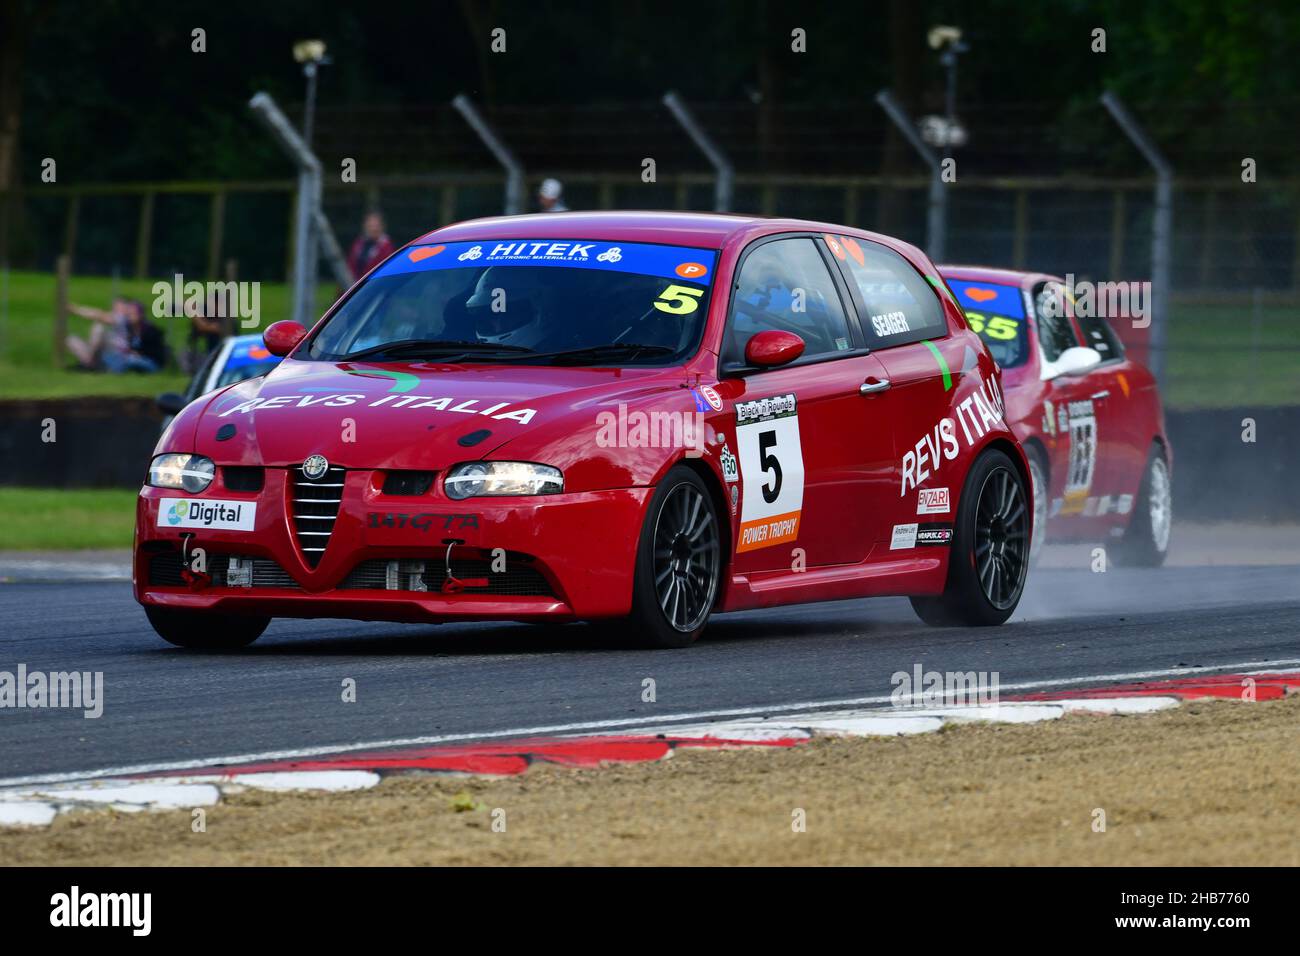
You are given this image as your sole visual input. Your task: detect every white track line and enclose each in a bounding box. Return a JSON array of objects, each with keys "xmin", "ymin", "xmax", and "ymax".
[{"xmin": 2, "ymin": 657, "xmax": 1298, "ymax": 790}]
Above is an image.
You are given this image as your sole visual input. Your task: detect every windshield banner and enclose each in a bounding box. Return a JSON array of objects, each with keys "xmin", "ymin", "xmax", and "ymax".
[{"xmin": 374, "ymin": 239, "xmax": 716, "ymax": 285}]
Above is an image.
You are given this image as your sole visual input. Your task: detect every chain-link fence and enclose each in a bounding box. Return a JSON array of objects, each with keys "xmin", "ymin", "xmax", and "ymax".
[{"xmin": 2, "ymin": 171, "xmax": 1297, "ymax": 408}]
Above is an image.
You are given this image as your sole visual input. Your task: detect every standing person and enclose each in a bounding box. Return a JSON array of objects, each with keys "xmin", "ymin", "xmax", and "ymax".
[
  {"xmin": 347, "ymin": 210, "xmax": 395, "ymax": 282},
  {"xmin": 65, "ymin": 297, "xmax": 164, "ymax": 373},
  {"xmin": 537, "ymin": 178, "xmax": 569, "ymax": 212}
]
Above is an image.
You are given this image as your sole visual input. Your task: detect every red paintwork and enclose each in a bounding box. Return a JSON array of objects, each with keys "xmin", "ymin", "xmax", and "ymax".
[
  {"xmin": 262, "ymin": 320, "xmax": 307, "ymax": 357},
  {"xmin": 135, "ymin": 212, "xmax": 1029, "ymax": 627},
  {"xmin": 939, "ymin": 265, "xmax": 1170, "ymax": 544},
  {"xmin": 745, "ymin": 329, "xmax": 806, "ymax": 367},
  {"xmin": 147, "ymin": 734, "xmax": 806, "ymax": 779}
]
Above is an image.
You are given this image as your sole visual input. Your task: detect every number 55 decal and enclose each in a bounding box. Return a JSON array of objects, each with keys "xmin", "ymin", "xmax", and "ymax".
[{"xmin": 734, "ymin": 393, "xmax": 804, "ymax": 552}]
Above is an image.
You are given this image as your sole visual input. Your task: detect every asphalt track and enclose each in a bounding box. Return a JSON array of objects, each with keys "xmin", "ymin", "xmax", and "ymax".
[{"xmin": 1, "ymin": 550, "xmax": 1298, "ymax": 784}]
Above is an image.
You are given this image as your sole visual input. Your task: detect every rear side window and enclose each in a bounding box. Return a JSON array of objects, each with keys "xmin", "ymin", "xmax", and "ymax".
[
  {"xmin": 825, "ymin": 235, "xmax": 947, "ymax": 348},
  {"xmin": 1074, "ymin": 312, "xmax": 1126, "ymax": 362},
  {"xmin": 725, "ymin": 237, "xmax": 854, "ymax": 364},
  {"xmin": 1032, "ymin": 282, "xmax": 1085, "ymax": 363}
]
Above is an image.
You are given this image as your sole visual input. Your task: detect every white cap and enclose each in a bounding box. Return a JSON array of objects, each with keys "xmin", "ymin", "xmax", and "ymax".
[{"xmin": 539, "ymin": 178, "xmax": 563, "ymax": 200}]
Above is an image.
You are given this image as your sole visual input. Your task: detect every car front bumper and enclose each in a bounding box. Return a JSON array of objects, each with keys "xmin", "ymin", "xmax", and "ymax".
[{"xmin": 134, "ymin": 470, "xmax": 651, "ymax": 624}]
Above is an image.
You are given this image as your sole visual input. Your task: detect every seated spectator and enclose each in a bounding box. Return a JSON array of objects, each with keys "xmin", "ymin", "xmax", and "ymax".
[
  {"xmin": 66, "ymin": 297, "xmax": 165, "ymax": 374},
  {"xmin": 347, "ymin": 210, "xmax": 395, "ymax": 282}
]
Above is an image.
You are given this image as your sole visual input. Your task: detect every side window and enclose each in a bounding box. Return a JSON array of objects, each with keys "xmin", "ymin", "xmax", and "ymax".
[
  {"xmin": 726, "ymin": 237, "xmax": 854, "ymax": 365},
  {"xmin": 1033, "ymin": 281, "xmax": 1084, "ymax": 362},
  {"xmin": 827, "ymin": 235, "xmax": 947, "ymax": 348},
  {"xmin": 1074, "ymin": 313, "xmax": 1126, "ymax": 362}
]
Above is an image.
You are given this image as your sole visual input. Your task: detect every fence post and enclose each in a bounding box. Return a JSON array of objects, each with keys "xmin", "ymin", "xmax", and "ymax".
[
  {"xmin": 1101, "ymin": 91, "xmax": 1172, "ymax": 385},
  {"xmin": 843, "ymin": 183, "xmax": 859, "ymax": 226},
  {"xmin": 875, "ymin": 90, "xmax": 947, "ymax": 261},
  {"xmin": 452, "ymin": 94, "xmax": 525, "ymax": 216},
  {"xmin": 206, "ymin": 190, "xmax": 226, "ymax": 280},
  {"xmin": 134, "ymin": 192, "xmax": 154, "ymax": 279},
  {"xmin": 1012, "ymin": 189, "xmax": 1028, "ymax": 268},
  {"xmin": 662, "ymin": 92, "xmax": 734, "ymax": 213},
  {"xmin": 249, "ymin": 92, "xmax": 325, "ymax": 326},
  {"xmin": 54, "ymin": 254, "xmax": 69, "ymax": 368},
  {"xmin": 1108, "ymin": 189, "xmax": 1126, "ymax": 280},
  {"xmin": 1196, "ymin": 190, "xmax": 1216, "ymax": 290},
  {"xmin": 440, "ymin": 184, "xmax": 456, "ymax": 226},
  {"xmin": 62, "ymin": 194, "xmax": 80, "ymax": 271}
]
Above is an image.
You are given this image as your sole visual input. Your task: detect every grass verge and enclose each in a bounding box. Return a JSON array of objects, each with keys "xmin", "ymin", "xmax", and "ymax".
[
  {"xmin": 4, "ymin": 695, "xmax": 1297, "ymax": 865},
  {"xmin": 0, "ymin": 488, "xmax": 138, "ymax": 550}
]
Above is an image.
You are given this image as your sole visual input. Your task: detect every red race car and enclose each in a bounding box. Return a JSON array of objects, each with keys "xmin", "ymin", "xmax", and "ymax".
[
  {"xmin": 136, "ymin": 213, "xmax": 1032, "ymax": 649},
  {"xmin": 938, "ymin": 266, "xmax": 1171, "ymax": 564}
]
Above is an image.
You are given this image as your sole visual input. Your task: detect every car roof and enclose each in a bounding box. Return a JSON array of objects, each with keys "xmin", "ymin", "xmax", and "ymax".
[
  {"xmin": 938, "ymin": 264, "xmax": 1060, "ymax": 286},
  {"xmin": 416, "ymin": 211, "xmax": 926, "ymax": 257}
]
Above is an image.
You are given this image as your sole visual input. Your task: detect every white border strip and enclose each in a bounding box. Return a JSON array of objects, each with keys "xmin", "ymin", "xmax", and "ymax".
[{"xmin": 2, "ymin": 657, "xmax": 1298, "ymax": 790}]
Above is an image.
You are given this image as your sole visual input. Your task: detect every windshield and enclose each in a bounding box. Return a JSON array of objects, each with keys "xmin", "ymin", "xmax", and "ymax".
[
  {"xmin": 308, "ymin": 239, "xmax": 718, "ymax": 365},
  {"xmin": 946, "ymin": 278, "xmax": 1031, "ymax": 368}
]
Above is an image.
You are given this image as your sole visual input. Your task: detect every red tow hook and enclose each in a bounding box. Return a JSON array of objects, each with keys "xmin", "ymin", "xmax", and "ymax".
[
  {"xmin": 178, "ymin": 533, "xmax": 211, "ymax": 589},
  {"xmin": 441, "ymin": 539, "xmax": 488, "ymax": 593}
]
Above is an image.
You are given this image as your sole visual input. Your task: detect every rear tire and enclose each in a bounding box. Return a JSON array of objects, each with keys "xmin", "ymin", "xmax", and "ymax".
[
  {"xmin": 1112, "ymin": 447, "xmax": 1171, "ymax": 567},
  {"xmin": 910, "ymin": 448, "xmax": 1030, "ymax": 627},
  {"xmin": 626, "ymin": 467, "xmax": 721, "ymax": 648},
  {"xmin": 145, "ymin": 605, "xmax": 269, "ymax": 649}
]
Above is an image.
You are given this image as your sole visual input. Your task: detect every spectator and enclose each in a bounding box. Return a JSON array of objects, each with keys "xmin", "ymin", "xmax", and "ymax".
[
  {"xmin": 66, "ymin": 297, "xmax": 166, "ymax": 373},
  {"xmin": 347, "ymin": 211, "xmax": 395, "ymax": 282},
  {"xmin": 538, "ymin": 178, "xmax": 569, "ymax": 212}
]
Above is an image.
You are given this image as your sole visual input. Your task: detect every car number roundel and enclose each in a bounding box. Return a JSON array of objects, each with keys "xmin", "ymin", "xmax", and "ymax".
[{"xmin": 734, "ymin": 393, "xmax": 804, "ymax": 553}]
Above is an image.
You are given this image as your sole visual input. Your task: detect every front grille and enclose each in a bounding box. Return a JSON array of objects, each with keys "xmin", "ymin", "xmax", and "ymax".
[
  {"xmin": 147, "ymin": 551, "xmax": 300, "ymax": 589},
  {"xmin": 291, "ymin": 465, "xmax": 345, "ymax": 566},
  {"xmin": 210, "ymin": 555, "xmax": 300, "ymax": 589},
  {"xmin": 223, "ymin": 466, "xmax": 264, "ymax": 492},
  {"xmin": 340, "ymin": 556, "xmax": 554, "ymax": 596}
]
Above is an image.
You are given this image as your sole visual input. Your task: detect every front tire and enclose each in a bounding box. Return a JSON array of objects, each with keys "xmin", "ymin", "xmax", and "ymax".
[
  {"xmin": 1112, "ymin": 447, "xmax": 1171, "ymax": 567},
  {"xmin": 145, "ymin": 605, "xmax": 269, "ymax": 649},
  {"xmin": 626, "ymin": 467, "xmax": 721, "ymax": 648},
  {"xmin": 911, "ymin": 448, "xmax": 1030, "ymax": 627}
]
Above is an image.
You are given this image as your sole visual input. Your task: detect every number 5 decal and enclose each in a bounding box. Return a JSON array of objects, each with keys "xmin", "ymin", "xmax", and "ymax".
[
  {"xmin": 758, "ymin": 430, "xmax": 783, "ymax": 503},
  {"xmin": 653, "ymin": 284, "xmax": 704, "ymax": 315},
  {"xmin": 734, "ymin": 393, "xmax": 804, "ymax": 553}
]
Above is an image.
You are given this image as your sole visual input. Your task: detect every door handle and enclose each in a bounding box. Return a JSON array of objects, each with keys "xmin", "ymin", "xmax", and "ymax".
[
  {"xmin": 859, "ymin": 378, "xmax": 891, "ymax": 395},
  {"xmin": 1090, "ymin": 390, "xmax": 1110, "ymax": 401}
]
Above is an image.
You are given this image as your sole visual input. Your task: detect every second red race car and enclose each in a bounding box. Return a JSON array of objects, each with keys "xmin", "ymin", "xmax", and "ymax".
[
  {"xmin": 939, "ymin": 265, "xmax": 1172, "ymax": 565},
  {"xmin": 136, "ymin": 213, "xmax": 1033, "ymax": 649}
]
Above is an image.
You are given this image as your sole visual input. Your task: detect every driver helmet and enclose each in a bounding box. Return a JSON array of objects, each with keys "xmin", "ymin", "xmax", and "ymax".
[{"xmin": 464, "ymin": 267, "xmax": 549, "ymax": 348}]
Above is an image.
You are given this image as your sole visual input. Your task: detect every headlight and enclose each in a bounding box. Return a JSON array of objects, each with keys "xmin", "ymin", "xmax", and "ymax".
[
  {"xmin": 148, "ymin": 453, "xmax": 215, "ymax": 493},
  {"xmin": 444, "ymin": 461, "xmax": 563, "ymax": 499}
]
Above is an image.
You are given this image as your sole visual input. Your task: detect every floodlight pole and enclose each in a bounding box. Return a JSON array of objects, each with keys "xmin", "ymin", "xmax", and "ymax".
[
  {"xmin": 662, "ymin": 91, "xmax": 734, "ymax": 213},
  {"xmin": 875, "ymin": 89, "xmax": 947, "ymax": 261},
  {"xmin": 249, "ymin": 92, "xmax": 353, "ymax": 325},
  {"xmin": 452, "ymin": 94, "xmax": 525, "ymax": 215},
  {"xmin": 1101, "ymin": 91, "xmax": 1172, "ymax": 384}
]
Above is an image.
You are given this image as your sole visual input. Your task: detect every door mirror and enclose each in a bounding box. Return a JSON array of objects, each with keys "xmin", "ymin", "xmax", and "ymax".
[
  {"xmin": 1042, "ymin": 345, "xmax": 1102, "ymax": 380},
  {"xmin": 156, "ymin": 392, "xmax": 186, "ymax": 416},
  {"xmin": 264, "ymin": 320, "xmax": 308, "ymax": 357},
  {"xmin": 744, "ymin": 329, "xmax": 806, "ymax": 368}
]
